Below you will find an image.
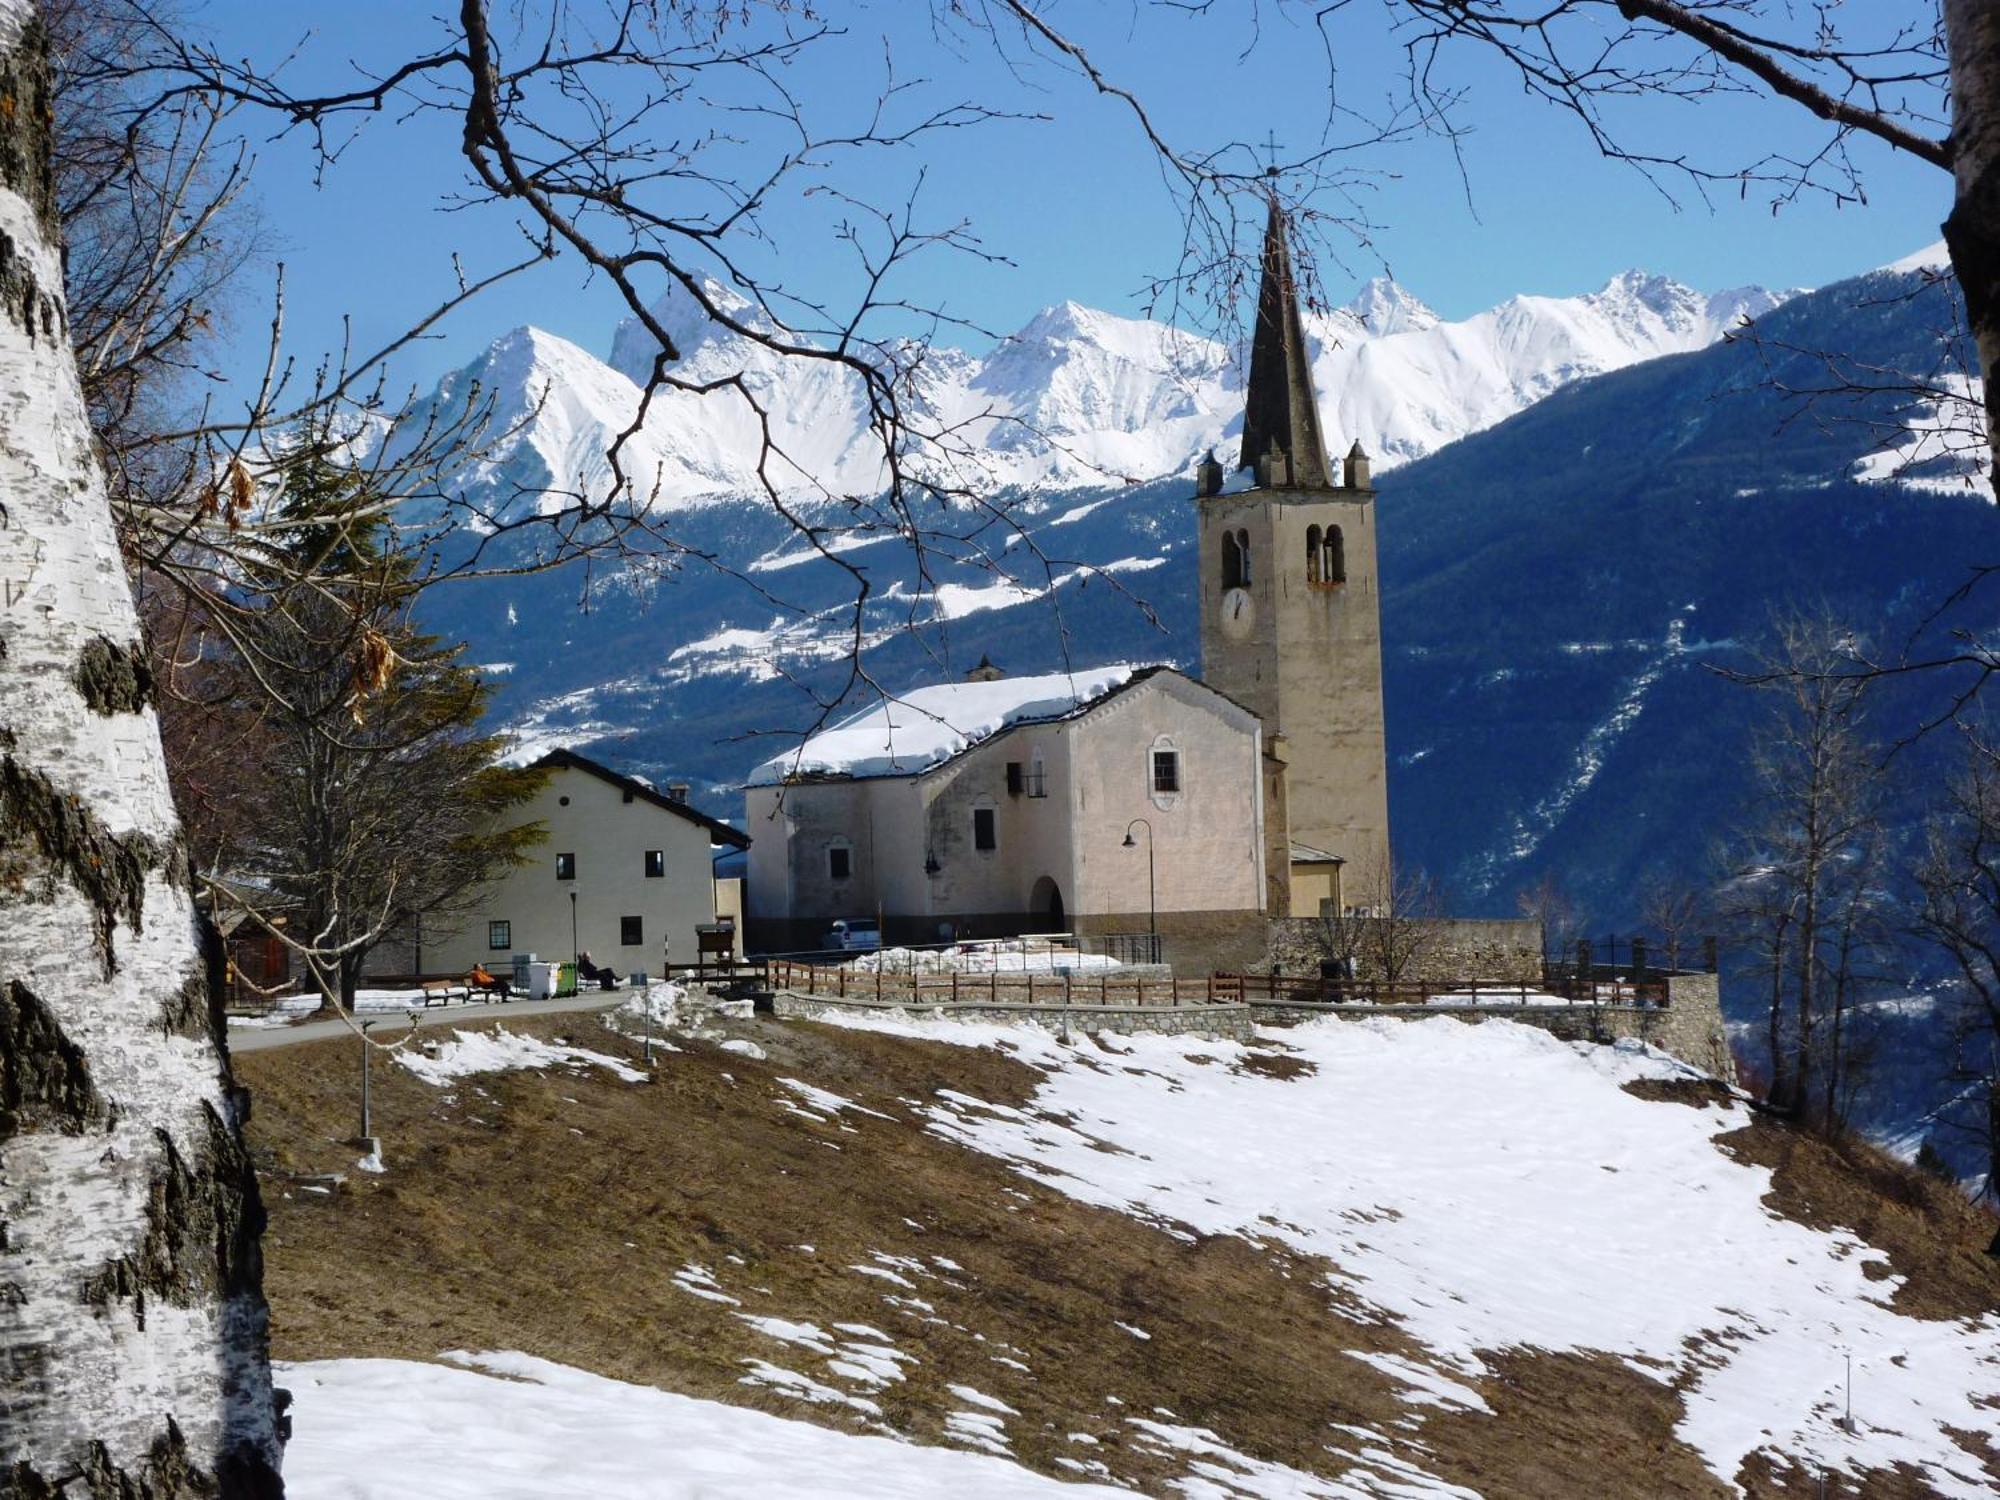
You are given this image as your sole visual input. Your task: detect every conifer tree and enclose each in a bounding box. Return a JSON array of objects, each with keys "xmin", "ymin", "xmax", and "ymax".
[{"xmin": 216, "ymin": 455, "xmax": 547, "ymax": 1011}]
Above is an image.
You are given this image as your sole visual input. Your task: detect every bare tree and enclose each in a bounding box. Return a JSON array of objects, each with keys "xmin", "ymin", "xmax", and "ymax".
[
  {"xmin": 1320, "ymin": 861, "xmax": 1445, "ymax": 982},
  {"xmin": 1516, "ymin": 870, "xmax": 1585, "ymax": 968},
  {"xmin": 1912, "ymin": 727, "xmax": 2000, "ymax": 1252},
  {"xmin": 1637, "ymin": 874, "xmax": 1705, "ymax": 973},
  {"xmin": 47, "ymin": 0, "xmax": 262, "ymax": 482},
  {"xmin": 1716, "ymin": 611, "xmax": 1888, "ymax": 1123},
  {"xmin": 0, "ymin": 1, "xmax": 282, "ymax": 1488}
]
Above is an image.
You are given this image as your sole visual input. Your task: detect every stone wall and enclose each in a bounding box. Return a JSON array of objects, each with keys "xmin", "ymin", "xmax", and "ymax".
[
  {"xmin": 772, "ymin": 989, "xmax": 1255, "ymax": 1042},
  {"xmin": 1265, "ymin": 916, "xmax": 1544, "ymax": 984},
  {"xmin": 1074, "ymin": 909, "xmax": 1269, "ymax": 980}
]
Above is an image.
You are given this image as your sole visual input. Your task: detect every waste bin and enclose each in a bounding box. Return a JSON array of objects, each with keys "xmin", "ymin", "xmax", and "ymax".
[
  {"xmin": 526, "ymin": 961, "xmax": 558, "ymax": 1000},
  {"xmin": 511, "ymin": 953, "xmax": 535, "ymax": 992},
  {"xmin": 556, "ymin": 961, "xmax": 578, "ymax": 998}
]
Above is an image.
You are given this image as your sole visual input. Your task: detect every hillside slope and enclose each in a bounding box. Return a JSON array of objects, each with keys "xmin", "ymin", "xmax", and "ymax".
[{"xmin": 240, "ymin": 1001, "xmax": 2000, "ymax": 1498}]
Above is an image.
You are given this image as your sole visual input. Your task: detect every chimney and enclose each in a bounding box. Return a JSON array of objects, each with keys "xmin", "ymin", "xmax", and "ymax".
[{"xmin": 667, "ymin": 783, "xmax": 689, "ymax": 804}]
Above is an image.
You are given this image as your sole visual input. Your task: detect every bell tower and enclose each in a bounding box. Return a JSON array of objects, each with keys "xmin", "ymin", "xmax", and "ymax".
[{"xmin": 1196, "ymin": 196, "xmax": 1391, "ymax": 916}]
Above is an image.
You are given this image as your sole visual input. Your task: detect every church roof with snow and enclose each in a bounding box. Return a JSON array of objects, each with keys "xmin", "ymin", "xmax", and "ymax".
[{"xmin": 747, "ymin": 664, "xmax": 1165, "ymax": 785}]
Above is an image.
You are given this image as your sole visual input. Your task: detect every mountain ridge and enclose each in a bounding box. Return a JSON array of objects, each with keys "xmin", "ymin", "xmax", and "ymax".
[{"xmin": 416, "ymin": 262, "xmax": 1797, "ymax": 517}]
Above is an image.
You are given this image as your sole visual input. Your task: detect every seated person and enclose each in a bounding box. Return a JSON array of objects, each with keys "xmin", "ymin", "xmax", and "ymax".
[
  {"xmin": 468, "ymin": 964, "xmax": 510, "ymax": 999},
  {"xmin": 575, "ymin": 951, "xmax": 620, "ymax": 991}
]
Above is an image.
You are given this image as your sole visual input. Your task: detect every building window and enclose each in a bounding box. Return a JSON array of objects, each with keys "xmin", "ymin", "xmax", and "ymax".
[
  {"xmin": 828, "ymin": 843, "xmax": 852, "ymax": 881},
  {"xmin": 1152, "ymin": 748, "xmax": 1181, "ymax": 794},
  {"xmin": 555, "ymin": 851, "xmax": 576, "ymax": 880},
  {"xmin": 1306, "ymin": 524, "xmax": 1323, "ymax": 584},
  {"xmin": 644, "ymin": 849, "xmax": 665, "ymax": 879},
  {"xmin": 1324, "ymin": 524, "xmax": 1346, "ymax": 584},
  {"xmin": 487, "ymin": 920, "xmax": 511, "ymax": 951},
  {"xmin": 973, "ymin": 807, "xmax": 998, "ymax": 852},
  {"xmin": 620, "ymin": 915, "xmax": 644, "ymax": 946},
  {"xmin": 1222, "ymin": 527, "xmax": 1254, "ymax": 590},
  {"xmin": 1006, "ymin": 761, "xmax": 1024, "ymax": 796},
  {"xmin": 1027, "ymin": 754, "xmax": 1048, "ymax": 798}
]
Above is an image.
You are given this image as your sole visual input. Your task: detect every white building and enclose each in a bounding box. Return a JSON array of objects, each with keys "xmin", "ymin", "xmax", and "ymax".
[
  {"xmin": 743, "ymin": 666, "xmax": 1268, "ymax": 970},
  {"xmin": 420, "ymin": 749, "xmax": 749, "ymax": 979}
]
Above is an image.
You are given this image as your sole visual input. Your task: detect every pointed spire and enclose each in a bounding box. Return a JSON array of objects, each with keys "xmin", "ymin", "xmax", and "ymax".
[{"xmin": 1238, "ymin": 196, "xmax": 1333, "ymax": 489}]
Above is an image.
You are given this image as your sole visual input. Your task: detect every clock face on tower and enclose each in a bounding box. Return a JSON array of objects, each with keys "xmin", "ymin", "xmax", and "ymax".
[{"xmin": 1219, "ymin": 586, "xmax": 1254, "ymax": 639}]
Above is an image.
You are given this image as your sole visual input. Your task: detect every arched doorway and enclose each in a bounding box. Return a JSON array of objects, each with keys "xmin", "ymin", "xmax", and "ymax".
[{"xmin": 1028, "ymin": 875, "xmax": 1065, "ymax": 931}]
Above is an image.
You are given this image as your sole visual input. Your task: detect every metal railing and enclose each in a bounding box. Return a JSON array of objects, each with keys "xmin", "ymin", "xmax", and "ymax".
[
  {"xmin": 767, "ymin": 959, "xmax": 1235, "ymax": 1008},
  {"xmin": 1092, "ymin": 932, "xmax": 1163, "ymax": 966}
]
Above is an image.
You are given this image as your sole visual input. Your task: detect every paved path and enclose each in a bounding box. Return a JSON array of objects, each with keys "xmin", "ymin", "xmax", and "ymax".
[{"xmin": 227, "ymin": 991, "xmax": 630, "ymax": 1053}]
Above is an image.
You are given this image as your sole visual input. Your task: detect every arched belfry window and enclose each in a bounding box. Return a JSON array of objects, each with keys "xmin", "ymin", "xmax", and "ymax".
[
  {"xmin": 1324, "ymin": 524, "xmax": 1346, "ymax": 584},
  {"xmin": 1305, "ymin": 524, "xmax": 1323, "ymax": 584},
  {"xmin": 1222, "ymin": 528, "xmax": 1253, "ymax": 590}
]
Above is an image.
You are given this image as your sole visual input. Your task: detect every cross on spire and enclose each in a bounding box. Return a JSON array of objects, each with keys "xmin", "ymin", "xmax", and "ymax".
[{"xmin": 1260, "ymin": 130, "xmax": 1283, "ymax": 178}]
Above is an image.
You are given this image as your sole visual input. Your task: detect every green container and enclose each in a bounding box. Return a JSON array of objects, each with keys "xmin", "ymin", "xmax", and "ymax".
[{"xmin": 556, "ymin": 961, "xmax": 578, "ymax": 998}]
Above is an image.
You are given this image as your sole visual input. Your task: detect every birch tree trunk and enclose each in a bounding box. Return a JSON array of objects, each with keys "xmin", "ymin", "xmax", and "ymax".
[
  {"xmin": 1944, "ymin": 0, "xmax": 2000, "ymax": 494},
  {"xmin": 0, "ymin": 1, "xmax": 283, "ymax": 1493}
]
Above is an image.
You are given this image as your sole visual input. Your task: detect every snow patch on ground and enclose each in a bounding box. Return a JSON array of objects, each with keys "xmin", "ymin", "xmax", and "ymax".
[
  {"xmin": 279, "ymin": 1353, "xmax": 1135, "ymax": 1498},
  {"xmin": 393, "ymin": 1028, "xmax": 648, "ymax": 1086}
]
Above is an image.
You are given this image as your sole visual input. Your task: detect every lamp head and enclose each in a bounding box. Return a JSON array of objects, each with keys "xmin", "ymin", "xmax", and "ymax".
[{"xmin": 1122, "ymin": 832, "xmax": 1136, "ymax": 848}]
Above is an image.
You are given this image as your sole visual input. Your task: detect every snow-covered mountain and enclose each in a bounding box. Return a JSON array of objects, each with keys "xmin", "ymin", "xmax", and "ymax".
[{"xmin": 417, "ymin": 267, "xmax": 1793, "ymax": 516}]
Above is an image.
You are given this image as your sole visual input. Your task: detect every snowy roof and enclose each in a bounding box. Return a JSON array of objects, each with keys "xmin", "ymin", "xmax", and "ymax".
[{"xmin": 746, "ymin": 664, "xmax": 1148, "ymax": 785}]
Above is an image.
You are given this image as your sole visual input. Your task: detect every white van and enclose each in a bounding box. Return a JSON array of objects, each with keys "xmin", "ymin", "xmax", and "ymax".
[{"xmin": 827, "ymin": 918, "xmax": 882, "ymax": 952}]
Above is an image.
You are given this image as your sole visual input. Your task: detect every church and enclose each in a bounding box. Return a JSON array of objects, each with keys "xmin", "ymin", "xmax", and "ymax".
[{"xmin": 742, "ymin": 198, "xmax": 1391, "ymax": 964}]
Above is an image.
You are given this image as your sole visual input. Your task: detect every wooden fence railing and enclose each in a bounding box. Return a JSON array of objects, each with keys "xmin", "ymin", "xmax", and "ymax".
[
  {"xmin": 767, "ymin": 959, "xmax": 1233, "ymax": 1008},
  {"xmin": 1218, "ymin": 973, "xmax": 1672, "ymax": 1007}
]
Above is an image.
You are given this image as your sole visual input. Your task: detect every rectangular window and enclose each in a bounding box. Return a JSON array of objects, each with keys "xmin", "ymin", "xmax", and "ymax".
[
  {"xmin": 973, "ymin": 807, "xmax": 997, "ymax": 851},
  {"xmin": 644, "ymin": 849, "xmax": 665, "ymax": 879},
  {"xmin": 555, "ymin": 851, "xmax": 576, "ymax": 880},
  {"xmin": 1006, "ymin": 761, "xmax": 1024, "ymax": 796},
  {"xmin": 487, "ymin": 920, "xmax": 511, "ymax": 951},
  {"xmin": 620, "ymin": 915, "xmax": 644, "ymax": 946},
  {"xmin": 1152, "ymin": 750, "xmax": 1180, "ymax": 794},
  {"xmin": 828, "ymin": 845, "xmax": 852, "ymax": 881}
]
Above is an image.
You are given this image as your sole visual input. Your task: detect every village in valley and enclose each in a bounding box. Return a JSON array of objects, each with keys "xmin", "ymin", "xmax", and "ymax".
[{"xmin": 7, "ymin": 4, "xmax": 2000, "ymax": 1500}]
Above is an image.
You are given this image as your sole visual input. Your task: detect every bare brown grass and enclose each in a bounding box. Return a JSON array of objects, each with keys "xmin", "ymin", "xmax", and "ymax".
[{"xmin": 1715, "ymin": 1115, "xmax": 1999, "ymax": 1324}]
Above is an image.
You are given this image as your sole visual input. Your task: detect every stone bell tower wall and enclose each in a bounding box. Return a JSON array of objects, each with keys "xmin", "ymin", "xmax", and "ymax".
[{"xmin": 1197, "ymin": 481, "xmax": 1391, "ymax": 902}]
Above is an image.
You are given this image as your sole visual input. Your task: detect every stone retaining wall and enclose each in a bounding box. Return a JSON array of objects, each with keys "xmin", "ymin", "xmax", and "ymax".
[
  {"xmin": 1254, "ymin": 968, "xmax": 1734, "ymax": 1080},
  {"xmin": 1266, "ymin": 917, "xmax": 1544, "ymax": 984},
  {"xmin": 772, "ymin": 989, "xmax": 1256, "ymax": 1042}
]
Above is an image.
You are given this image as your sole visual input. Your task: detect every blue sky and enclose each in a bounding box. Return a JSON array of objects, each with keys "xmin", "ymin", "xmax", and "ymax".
[{"xmin": 196, "ymin": 1, "xmax": 1947, "ymax": 402}]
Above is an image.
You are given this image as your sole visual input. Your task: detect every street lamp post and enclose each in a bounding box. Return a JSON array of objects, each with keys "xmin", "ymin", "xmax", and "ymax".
[
  {"xmin": 1122, "ymin": 818, "xmax": 1156, "ymax": 963},
  {"xmin": 569, "ymin": 889, "xmax": 579, "ymax": 991}
]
